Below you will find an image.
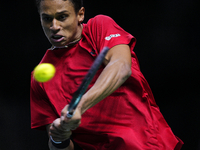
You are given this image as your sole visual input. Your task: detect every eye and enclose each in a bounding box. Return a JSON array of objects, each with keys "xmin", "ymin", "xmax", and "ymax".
[
  {"xmin": 57, "ymin": 14, "xmax": 68, "ymax": 21},
  {"xmin": 42, "ymin": 15, "xmax": 53, "ymax": 22}
]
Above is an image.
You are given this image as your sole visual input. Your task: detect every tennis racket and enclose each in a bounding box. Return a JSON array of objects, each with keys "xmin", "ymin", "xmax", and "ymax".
[{"xmin": 66, "ymin": 47, "xmax": 110, "ymax": 118}]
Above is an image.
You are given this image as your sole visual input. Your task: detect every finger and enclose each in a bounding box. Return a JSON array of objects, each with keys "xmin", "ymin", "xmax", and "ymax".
[
  {"xmin": 50, "ymin": 133, "xmax": 70, "ymax": 142},
  {"xmin": 60, "ymin": 119, "xmax": 81, "ymax": 131},
  {"xmin": 71, "ymin": 126, "xmax": 79, "ymax": 130},
  {"xmin": 61, "ymin": 105, "xmax": 80, "ymax": 121},
  {"xmin": 50, "ymin": 130, "xmax": 71, "ymax": 138},
  {"xmin": 61, "ymin": 105, "xmax": 69, "ymax": 117},
  {"xmin": 50, "ymin": 126, "xmax": 72, "ymax": 141},
  {"xmin": 61, "ymin": 113, "xmax": 81, "ymax": 125},
  {"xmin": 50, "ymin": 119, "xmax": 70, "ymax": 134},
  {"xmin": 60, "ymin": 116, "xmax": 69, "ymax": 125},
  {"xmin": 50, "ymin": 119, "xmax": 64, "ymax": 132},
  {"xmin": 60, "ymin": 106, "xmax": 82, "ymax": 131},
  {"xmin": 50, "ymin": 125, "xmax": 69, "ymax": 135}
]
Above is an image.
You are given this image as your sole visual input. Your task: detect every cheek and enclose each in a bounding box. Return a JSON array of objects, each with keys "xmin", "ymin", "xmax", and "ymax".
[
  {"xmin": 63, "ymin": 22, "xmax": 77, "ymax": 34},
  {"xmin": 64, "ymin": 18, "xmax": 78, "ymax": 30},
  {"xmin": 42, "ymin": 24, "xmax": 50, "ymax": 34},
  {"xmin": 40, "ymin": 21, "xmax": 50, "ymax": 34}
]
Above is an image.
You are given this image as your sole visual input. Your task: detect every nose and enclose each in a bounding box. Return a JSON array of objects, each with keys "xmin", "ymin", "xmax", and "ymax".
[{"xmin": 50, "ymin": 19, "xmax": 60, "ymax": 33}]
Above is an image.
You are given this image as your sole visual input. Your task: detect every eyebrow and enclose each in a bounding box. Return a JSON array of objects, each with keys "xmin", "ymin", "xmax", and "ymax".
[
  {"xmin": 57, "ymin": 10, "xmax": 69, "ymax": 15},
  {"xmin": 41, "ymin": 10, "xmax": 69, "ymax": 16}
]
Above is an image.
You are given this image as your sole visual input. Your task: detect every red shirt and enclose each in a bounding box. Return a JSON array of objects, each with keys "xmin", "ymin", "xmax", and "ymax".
[{"xmin": 30, "ymin": 15, "xmax": 183, "ymax": 149}]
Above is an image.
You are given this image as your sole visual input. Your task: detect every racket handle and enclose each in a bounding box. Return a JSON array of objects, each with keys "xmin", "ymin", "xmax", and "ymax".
[
  {"xmin": 66, "ymin": 110, "xmax": 74, "ymax": 118},
  {"xmin": 66, "ymin": 47, "xmax": 110, "ymax": 118}
]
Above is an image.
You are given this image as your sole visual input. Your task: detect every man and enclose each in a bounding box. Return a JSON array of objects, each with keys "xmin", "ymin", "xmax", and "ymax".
[{"xmin": 31, "ymin": 0, "xmax": 183, "ymax": 149}]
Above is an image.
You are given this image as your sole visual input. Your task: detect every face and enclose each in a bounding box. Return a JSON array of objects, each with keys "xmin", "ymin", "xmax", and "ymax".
[{"xmin": 39, "ymin": 0, "xmax": 84, "ymax": 47}]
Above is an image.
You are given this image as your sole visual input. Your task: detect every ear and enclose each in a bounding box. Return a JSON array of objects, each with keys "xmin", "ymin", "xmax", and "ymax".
[{"xmin": 78, "ymin": 7, "xmax": 85, "ymax": 24}]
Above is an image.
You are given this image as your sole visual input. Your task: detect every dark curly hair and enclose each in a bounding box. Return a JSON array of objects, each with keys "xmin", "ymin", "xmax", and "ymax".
[{"xmin": 35, "ymin": 0, "xmax": 83, "ymax": 14}]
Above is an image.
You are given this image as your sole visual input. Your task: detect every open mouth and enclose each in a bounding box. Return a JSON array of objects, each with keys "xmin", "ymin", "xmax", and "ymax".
[
  {"xmin": 52, "ymin": 35, "xmax": 63, "ymax": 39},
  {"xmin": 51, "ymin": 35, "xmax": 65, "ymax": 42}
]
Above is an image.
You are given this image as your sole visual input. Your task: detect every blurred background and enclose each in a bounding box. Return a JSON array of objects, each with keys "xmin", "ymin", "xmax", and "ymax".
[{"xmin": 0, "ymin": 0, "xmax": 199, "ymax": 149}]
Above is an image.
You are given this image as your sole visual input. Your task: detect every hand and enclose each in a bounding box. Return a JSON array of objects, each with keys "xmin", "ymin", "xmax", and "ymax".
[
  {"xmin": 60, "ymin": 105, "xmax": 82, "ymax": 131},
  {"xmin": 49, "ymin": 118, "xmax": 72, "ymax": 142},
  {"xmin": 49, "ymin": 105, "xmax": 81, "ymax": 143}
]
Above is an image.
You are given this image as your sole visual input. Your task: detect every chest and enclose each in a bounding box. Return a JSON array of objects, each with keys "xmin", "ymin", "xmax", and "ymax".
[{"xmin": 42, "ymin": 45, "xmax": 103, "ymax": 102}]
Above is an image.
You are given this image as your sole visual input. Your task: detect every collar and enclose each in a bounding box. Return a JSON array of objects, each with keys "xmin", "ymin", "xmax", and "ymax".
[
  {"xmin": 50, "ymin": 24, "xmax": 83, "ymax": 50},
  {"xmin": 50, "ymin": 36, "xmax": 82, "ymax": 50}
]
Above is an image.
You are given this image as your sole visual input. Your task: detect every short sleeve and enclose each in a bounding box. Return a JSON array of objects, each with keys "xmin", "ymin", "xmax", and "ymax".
[
  {"xmin": 83, "ymin": 15, "xmax": 136, "ymax": 54},
  {"xmin": 30, "ymin": 73, "xmax": 58, "ymax": 130}
]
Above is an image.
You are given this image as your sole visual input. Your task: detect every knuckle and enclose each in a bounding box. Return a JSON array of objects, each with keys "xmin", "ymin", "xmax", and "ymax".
[
  {"xmin": 53, "ymin": 118, "xmax": 60, "ymax": 125},
  {"xmin": 78, "ymin": 121, "xmax": 81, "ymax": 125},
  {"xmin": 61, "ymin": 111, "xmax": 65, "ymax": 116},
  {"xmin": 61, "ymin": 105, "xmax": 69, "ymax": 114},
  {"xmin": 49, "ymin": 125, "xmax": 54, "ymax": 130},
  {"xmin": 73, "ymin": 118, "xmax": 81, "ymax": 124}
]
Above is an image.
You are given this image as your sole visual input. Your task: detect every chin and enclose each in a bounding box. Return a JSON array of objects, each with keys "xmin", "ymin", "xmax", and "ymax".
[{"xmin": 51, "ymin": 41, "xmax": 67, "ymax": 47}]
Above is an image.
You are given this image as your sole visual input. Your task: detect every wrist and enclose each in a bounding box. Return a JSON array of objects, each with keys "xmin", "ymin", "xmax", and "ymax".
[
  {"xmin": 77, "ymin": 96, "xmax": 88, "ymax": 115},
  {"xmin": 50, "ymin": 136, "xmax": 70, "ymax": 149}
]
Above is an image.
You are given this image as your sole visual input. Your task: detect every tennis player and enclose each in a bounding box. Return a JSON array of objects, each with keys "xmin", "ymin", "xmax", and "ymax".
[{"xmin": 31, "ymin": 0, "xmax": 184, "ymax": 149}]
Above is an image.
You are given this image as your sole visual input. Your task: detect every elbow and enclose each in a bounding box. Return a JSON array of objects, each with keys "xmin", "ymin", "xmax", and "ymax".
[
  {"xmin": 127, "ymin": 69, "xmax": 132, "ymax": 78},
  {"xmin": 127, "ymin": 64, "xmax": 132, "ymax": 77},
  {"xmin": 121, "ymin": 64, "xmax": 132, "ymax": 81},
  {"xmin": 125, "ymin": 68, "xmax": 132, "ymax": 80}
]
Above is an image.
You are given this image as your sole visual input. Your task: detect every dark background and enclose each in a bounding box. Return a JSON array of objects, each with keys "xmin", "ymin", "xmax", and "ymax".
[{"xmin": 0, "ymin": 0, "xmax": 199, "ymax": 149}]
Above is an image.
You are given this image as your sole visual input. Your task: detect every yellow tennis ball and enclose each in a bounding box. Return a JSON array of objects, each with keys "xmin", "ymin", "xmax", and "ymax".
[{"xmin": 33, "ymin": 63, "xmax": 56, "ymax": 82}]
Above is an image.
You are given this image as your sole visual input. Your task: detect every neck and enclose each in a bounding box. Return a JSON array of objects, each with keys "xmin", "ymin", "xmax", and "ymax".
[{"xmin": 51, "ymin": 24, "xmax": 83, "ymax": 50}]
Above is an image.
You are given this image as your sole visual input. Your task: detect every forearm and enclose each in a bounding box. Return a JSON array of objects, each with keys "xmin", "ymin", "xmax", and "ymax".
[
  {"xmin": 47, "ymin": 122, "xmax": 75, "ymax": 150},
  {"xmin": 78, "ymin": 58, "xmax": 132, "ymax": 114}
]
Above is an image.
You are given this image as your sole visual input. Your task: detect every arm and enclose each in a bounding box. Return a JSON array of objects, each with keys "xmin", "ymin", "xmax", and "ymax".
[
  {"xmin": 78, "ymin": 44, "xmax": 132, "ymax": 114},
  {"xmin": 47, "ymin": 106, "xmax": 82, "ymax": 150},
  {"xmin": 49, "ymin": 44, "xmax": 132, "ymax": 149},
  {"xmin": 46, "ymin": 119, "xmax": 74, "ymax": 150}
]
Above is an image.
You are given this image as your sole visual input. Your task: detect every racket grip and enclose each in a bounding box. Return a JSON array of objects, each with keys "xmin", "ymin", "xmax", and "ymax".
[
  {"xmin": 66, "ymin": 110, "xmax": 74, "ymax": 118},
  {"xmin": 66, "ymin": 47, "xmax": 110, "ymax": 118}
]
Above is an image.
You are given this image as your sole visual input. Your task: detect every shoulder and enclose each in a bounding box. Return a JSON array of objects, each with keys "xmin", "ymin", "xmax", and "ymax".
[
  {"xmin": 86, "ymin": 15, "xmax": 115, "ymax": 26},
  {"xmin": 93, "ymin": 14, "xmax": 114, "ymax": 21}
]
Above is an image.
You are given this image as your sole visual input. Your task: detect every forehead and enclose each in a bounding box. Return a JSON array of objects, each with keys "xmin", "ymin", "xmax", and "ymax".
[{"xmin": 40, "ymin": 0, "xmax": 74, "ymax": 14}]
